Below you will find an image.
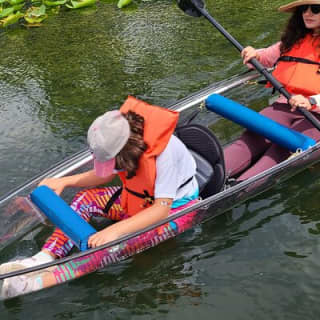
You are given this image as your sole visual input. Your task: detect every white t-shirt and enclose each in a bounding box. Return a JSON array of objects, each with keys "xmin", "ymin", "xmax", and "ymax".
[{"xmin": 154, "ymin": 135, "xmax": 198, "ymax": 201}]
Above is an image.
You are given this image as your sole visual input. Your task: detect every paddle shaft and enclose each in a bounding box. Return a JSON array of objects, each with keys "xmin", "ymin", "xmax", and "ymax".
[{"xmin": 195, "ymin": 2, "xmax": 320, "ymax": 131}]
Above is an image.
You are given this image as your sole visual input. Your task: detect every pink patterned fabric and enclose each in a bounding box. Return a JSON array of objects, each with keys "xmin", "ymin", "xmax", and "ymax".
[
  {"xmin": 48, "ymin": 194, "xmax": 199, "ymax": 284},
  {"xmin": 42, "ymin": 186, "xmax": 126, "ymax": 258},
  {"xmin": 43, "ymin": 186, "xmax": 199, "ymax": 259}
]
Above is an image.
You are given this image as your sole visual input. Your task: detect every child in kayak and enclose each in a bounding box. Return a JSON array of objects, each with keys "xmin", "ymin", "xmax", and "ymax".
[
  {"xmin": 225, "ymin": 0, "xmax": 320, "ymax": 180},
  {"xmin": 0, "ymin": 97, "xmax": 199, "ymax": 298}
]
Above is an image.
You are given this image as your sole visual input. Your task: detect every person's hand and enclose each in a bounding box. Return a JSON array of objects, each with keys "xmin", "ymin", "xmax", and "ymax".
[
  {"xmin": 241, "ymin": 46, "xmax": 260, "ymax": 64},
  {"xmin": 289, "ymin": 95, "xmax": 312, "ymax": 112},
  {"xmin": 88, "ymin": 228, "xmax": 119, "ymax": 248},
  {"xmin": 38, "ymin": 177, "xmax": 67, "ymax": 195}
]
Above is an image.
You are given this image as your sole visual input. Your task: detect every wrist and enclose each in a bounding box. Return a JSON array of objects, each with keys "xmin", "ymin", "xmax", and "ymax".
[{"xmin": 61, "ymin": 176, "xmax": 73, "ymax": 188}]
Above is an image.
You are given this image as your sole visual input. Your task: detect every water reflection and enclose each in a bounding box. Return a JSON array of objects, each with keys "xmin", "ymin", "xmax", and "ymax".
[
  {"xmin": 0, "ymin": 0, "xmax": 287, "ymax": 193},
  {"xmin": 2, "ymin": 1, "xmax": 320, "ymax": 319}
]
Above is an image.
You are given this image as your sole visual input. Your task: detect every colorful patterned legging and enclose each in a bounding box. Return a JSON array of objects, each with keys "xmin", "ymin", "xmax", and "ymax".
[
  {"xmin": 42, "ymin": 186, "xmax": 198, "ymax": 258},
  {"xmin": 41, "ymin": 186, "xmax": 199, "ymax": 285}
]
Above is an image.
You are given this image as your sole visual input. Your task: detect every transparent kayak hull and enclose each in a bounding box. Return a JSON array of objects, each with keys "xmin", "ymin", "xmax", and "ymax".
[{"xmin": 2, "ymin": 70, "xmax": 320, "ymax": 299}]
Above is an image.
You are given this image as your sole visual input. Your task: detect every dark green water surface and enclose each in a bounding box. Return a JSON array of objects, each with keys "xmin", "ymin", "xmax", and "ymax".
[{"xmin": 2, "ymin": 0, "xmax": 320, "ymax": 319}]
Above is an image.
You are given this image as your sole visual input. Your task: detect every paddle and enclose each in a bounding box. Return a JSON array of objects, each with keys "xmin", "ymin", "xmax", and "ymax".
[{"xmin": 177, "ymin": 0, "xmax": 320, "ymax": 131}]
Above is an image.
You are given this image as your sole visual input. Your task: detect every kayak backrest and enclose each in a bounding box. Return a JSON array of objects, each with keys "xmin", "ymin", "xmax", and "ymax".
[
  {"xmin": 175, "ymin": 124, "xmax": 226, "ymax": 199},
  {"xmin": 188, "ymin": 149, "xmax": 214, "ymax": 192}
]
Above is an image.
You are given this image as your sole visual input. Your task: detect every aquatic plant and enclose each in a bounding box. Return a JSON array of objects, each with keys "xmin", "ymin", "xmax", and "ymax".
[
  {"xmin": 0, "ymin": 0, "xmax": 97, "ymax": 28},
  {"xmin": 66, "ymin": 0, "xmax": 96, "ymax": 9},
  {"xmin": 117, "ymin": 0, "xmax": 132, "ymax": 8},
  {"xmin": 0, "ymin": 0, "xmax": 144, "ymax": 28},
  {"xmin": 24, "ymin": 4, "xmax": 48, "ymax": 25}
]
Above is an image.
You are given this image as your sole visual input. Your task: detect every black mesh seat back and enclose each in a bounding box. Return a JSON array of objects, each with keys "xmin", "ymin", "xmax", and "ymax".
[{"xmin": 175, "ymin": 124, "xmax": 225, "ymax": 199}]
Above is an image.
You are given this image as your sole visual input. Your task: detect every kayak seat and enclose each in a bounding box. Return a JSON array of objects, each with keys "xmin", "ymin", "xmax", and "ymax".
[
  {"xmin": 188, "ymin": 149, "xmax": 214, "ymax": 192},
  {"xmin": 175, "ymin": 124, "xmax": 225, "ymax": 199}
]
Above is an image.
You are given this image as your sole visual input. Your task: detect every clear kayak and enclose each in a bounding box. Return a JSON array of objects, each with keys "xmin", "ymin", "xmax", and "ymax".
[{"xmin": 2, "ymin": 70, "xmax": 320, "ymax": 299}]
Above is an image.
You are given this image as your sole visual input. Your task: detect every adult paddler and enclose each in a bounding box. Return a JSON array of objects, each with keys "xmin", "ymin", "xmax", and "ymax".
[{"xmin": 224, "ymin": 0, "xmax": 320, "ymax": 180}]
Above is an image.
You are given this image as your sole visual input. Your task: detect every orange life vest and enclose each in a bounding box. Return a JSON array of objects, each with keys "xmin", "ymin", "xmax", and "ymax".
[
  {"xmin": 270, "ymin": 34, "xmax": 320, "ymax": 97},
  {"xmin": 118, "ymin": 96, "xmax": 179, "ymax": 216}
]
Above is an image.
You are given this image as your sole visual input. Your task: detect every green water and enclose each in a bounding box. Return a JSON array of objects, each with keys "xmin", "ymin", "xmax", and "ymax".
[{"xmin": 2, "ymin": 0, "xmax": 320, "ymax": 319}]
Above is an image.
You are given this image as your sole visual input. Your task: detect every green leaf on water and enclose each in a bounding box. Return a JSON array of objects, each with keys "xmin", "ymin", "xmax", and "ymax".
[
  {"xmin": 65, "ymin": 0, "xmax": 96, "ymax": 9},
  {"xmin": 0, "ymin": 10, "xmax": 23, "ymax": 26},
  {"xmin": 117, "ymin": 0, "xmax": 132, "ymax": 9},
  {"xmin": 24, "ymin": 4, "xmax": 47, "ymax": 24}
]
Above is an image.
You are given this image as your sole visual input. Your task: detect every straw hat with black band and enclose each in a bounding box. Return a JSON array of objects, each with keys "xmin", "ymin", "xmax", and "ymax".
[{"xmin": 279, "ymin": 0, "xmax": 320, "ymax": 12}]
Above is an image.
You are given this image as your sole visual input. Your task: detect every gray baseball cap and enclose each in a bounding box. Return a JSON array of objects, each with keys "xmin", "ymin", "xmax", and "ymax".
[{"xmin": 87, "ymin": 110, "xmax": 130, "ymax": 177}]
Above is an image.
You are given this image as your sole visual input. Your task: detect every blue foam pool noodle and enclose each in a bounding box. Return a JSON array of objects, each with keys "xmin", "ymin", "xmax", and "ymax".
[
  {"xmin": 30, "ymin": 185, "xmax": 97, "ymax": 251},
  {"xmin": 206, "ymin": 94, "xmax": 316, "ymax": 152}
]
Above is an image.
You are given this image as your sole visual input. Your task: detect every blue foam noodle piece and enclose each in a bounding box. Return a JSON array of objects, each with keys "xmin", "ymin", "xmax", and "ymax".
[
  {"xmin": 206, "ymin": 94, "xmax": 316, "ymax": 152},
  {"xmin": 30, "ymin": 186, "xmax": 97, "ymax": 251}
]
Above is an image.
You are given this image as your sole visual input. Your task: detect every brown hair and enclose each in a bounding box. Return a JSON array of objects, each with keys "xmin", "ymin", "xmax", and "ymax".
[
  {"xmin": 280, "ymin": 8, "xmax": 320, "ymax": 54},
  {"xmin": 116, "ymin": 111, "xmax": 148, "ymax": 179}
]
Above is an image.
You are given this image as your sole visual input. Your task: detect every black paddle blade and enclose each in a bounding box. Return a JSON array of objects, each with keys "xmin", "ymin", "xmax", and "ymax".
[{"xmin": 177, "ymin": 0, "xmax": 204, "ymax": 17}]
